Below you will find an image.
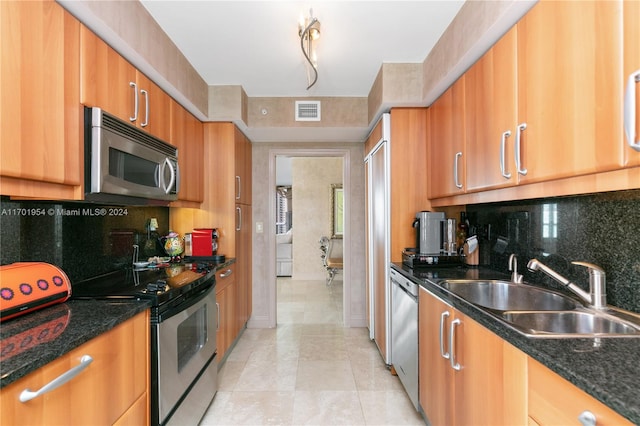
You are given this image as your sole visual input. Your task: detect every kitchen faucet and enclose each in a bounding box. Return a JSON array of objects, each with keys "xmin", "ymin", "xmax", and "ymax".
[
  {"xmin": 527, "ymin": 258, "xmax": 607, "ymax": 309},
  {"xmin": 508, "ymin": 254, "xmax": 523, "ymax": 283}
]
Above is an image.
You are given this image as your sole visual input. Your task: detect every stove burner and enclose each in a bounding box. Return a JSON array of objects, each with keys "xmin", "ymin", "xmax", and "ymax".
[
  {"xmin": 71, "ymin": 261, "xmax": 218, "ymax": 306},
  {"xmin": 146, "ymin": 280, "xmax": 167, "ymax": 293}
]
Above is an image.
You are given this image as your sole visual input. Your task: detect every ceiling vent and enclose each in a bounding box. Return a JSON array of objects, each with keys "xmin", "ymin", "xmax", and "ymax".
[{"xmin": 295, "ymin": 100, "xmax": 321, "ymax": 121}]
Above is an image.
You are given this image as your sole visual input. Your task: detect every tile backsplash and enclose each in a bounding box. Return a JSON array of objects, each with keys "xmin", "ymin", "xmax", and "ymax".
[
  {"xmin": 467, "ymin": 189, "xmax": 640, "ymax": 314},
  {"xmin": 0, "ymin": 198, "xmax": 169, "ymax": 283}
]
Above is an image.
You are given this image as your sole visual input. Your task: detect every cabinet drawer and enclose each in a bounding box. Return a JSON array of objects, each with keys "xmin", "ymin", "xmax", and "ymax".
[
  {"xmin": 0, "ymin": 311, "xmax": 148, "ymax": 426},
  {"xmin": 528, "ymin": 357, "xmax": 631, "ymax": 426},
  {"xmin": 215, "ymin": 264, "xmax": 236, "ymax": 293}
]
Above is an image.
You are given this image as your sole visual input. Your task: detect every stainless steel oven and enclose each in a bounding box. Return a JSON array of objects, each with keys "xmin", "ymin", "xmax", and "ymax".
[
  {"xmin": 72, "ymin": 262, "xmax": 219, "ymax": 426},
  {"xmin": 152, "ymin": 280, "xmax": 218, "ymax": 426}
]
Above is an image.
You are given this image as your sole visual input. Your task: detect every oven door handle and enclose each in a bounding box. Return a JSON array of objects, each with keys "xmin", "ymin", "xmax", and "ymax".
[{"xmin": 156, "ymin": 280, "xmax": 215, "ymax": 322}]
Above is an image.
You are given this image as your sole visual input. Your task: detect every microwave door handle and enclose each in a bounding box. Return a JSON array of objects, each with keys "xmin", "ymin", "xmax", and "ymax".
[
  {"xmin": 174, "ymin": 162, "xmax": 180, "ymax": 194},
  {"xmin": 161, "ymin": 158, "xmax": 176, "ymax": 194}
]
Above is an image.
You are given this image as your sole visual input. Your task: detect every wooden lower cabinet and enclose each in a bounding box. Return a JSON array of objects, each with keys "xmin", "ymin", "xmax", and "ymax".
[
  {"xmin": 216, "ymin": 264, "xmax": 237, "ymax": 360},
  {"xmin": 419, "ymin": 285, "xmax": 631, "ymax": 425},
  {"xmin": 0, "ymin": 311, "xmax": 149, "ymax": 426},
  {"xmin": 113, "ymin": 392, "xmax": 149, "ymax": 426},
  {"xmin": 419, "ymin": 287, "xmax": 527, "ymax": 426},
  {"xmin": 236, "ymin": 205, "xmax": 252, "ymax": 331},
  {"xmin": 528, "ymin": 357, "xmax": 632, "ymax": 426}
]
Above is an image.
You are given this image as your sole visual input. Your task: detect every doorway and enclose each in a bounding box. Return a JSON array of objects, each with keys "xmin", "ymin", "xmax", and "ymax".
[
  {"xmin": 275, "ymin": 155, "xmax": 344, "ymax": 325},
  {"xmin": 265, "ymin": 148, "xmax": 352, "ymax": 328}
]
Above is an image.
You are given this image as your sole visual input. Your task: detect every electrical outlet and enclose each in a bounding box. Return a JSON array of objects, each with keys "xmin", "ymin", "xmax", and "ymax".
[{"xmin": 256, "ymin": 221, "xmax": 264, "ymax": 233}]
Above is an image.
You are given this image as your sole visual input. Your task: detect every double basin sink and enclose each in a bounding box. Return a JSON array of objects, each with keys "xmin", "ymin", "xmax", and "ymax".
[{"xmin": 439, "ymin": 280, "xmax": 640, "ymax": 338}]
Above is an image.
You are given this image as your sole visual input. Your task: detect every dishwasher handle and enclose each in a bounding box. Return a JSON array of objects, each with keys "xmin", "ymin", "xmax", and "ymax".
[
  {"xmin": 392, "ymin": 278, "xmax": 418, "ymax": 302},
  {"xmin": 390, "ymin": 270, "xmax": 419, "ymax": 299}
]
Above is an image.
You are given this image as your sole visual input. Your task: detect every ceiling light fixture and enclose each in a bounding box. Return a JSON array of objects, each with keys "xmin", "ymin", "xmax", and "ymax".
[{"xmin": 298, "ymin": 8, "xmax": 321, "ymax": 90}]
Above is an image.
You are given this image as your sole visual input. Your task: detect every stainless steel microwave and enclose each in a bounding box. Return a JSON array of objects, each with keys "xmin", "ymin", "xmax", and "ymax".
[{"xmin": 84, "ymin": 107, "xmax": 179, "ymax": 205}]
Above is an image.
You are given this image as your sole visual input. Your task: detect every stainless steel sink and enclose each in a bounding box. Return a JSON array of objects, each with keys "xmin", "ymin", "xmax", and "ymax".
[
  {"xmin": 440, "ymin": 280, "xmax": 581, "ymax": 311},
  {"xmin": 501, "ymin": 311, "xmax": 640, "ymax": 337}
]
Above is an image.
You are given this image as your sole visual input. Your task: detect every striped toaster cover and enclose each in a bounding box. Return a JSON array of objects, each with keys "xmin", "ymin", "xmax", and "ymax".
[{"xmin": 0, "ymin": 262, "xmax": 72, "ymax": 322}]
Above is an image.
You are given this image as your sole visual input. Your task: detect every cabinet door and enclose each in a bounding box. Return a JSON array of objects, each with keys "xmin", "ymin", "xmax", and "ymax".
[
  {"xmin": 516, "ymin": 0, "xmax": 624, "ymax": 183},
  {"xmin": 528, "ymin": 357, "xmax": 632, "ymax": 426},
  {"xmin": 1, "ymin": 1, "xmax": 82, "ymax": 197},
  {"xmin": 428, "ymin": 77, "xmax": 466, "ymax": 198},
  {"xmin": 80, "ymin": 25, "xmax": 137, "ymax": 124},
  {"xmin": 419, "ymin": 287, "xmax": 454, "ymax": 426},
  {"xmin": 170, "ymin": 99, "xmax": 204, "ymax": 204},
  {"xmin": 623, "ymin": 0, "xmax": 640, "ymax": 166},
  {"xmin": 389, "ymin": 108, "xmax": 429, "ymax": 263},
  {"xmin": 453, "ymin": 310, "xmax": 526, "ymax": 426},
  {"xmin": 370, "ymin": 141, "xmax": 390, "ymax": 363},
  {"xmin": 136, "ymin": 71, "xmax": 171, "ymax": 141},
  {"xmin": 215, "ymin": 276, "xmax": 237, "ymax": 360},
  {"xmin": 236, "ymin": 205, "xmax": 252, "ymax": 326},
  {"xmin": 234, "ymin": 127, "xmax": 252, "ymax": 205},
  {"xmin": 80, "ymin": 26, "xmax": 171, "ymax": 142},
  {"xmin": 465, "ymin": 27, "xmax": 518, "ymax": 192}
]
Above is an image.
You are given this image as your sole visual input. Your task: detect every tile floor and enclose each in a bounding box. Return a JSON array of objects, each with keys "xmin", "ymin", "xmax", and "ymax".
[{"xmin": 199, "ymin": 278, "xmax": 425, "ymax": 425}]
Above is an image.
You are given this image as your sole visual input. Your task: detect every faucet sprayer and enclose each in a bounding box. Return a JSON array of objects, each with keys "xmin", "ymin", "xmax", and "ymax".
[{"xmin": 527, "ymin": 258, "xmax": 607, "ymax": 309}]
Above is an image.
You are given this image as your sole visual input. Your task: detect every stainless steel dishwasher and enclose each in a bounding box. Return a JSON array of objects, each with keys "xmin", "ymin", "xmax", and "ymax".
[{"xmin": 390, "ymin": 267, "xmax": 419, "ymax": 410}]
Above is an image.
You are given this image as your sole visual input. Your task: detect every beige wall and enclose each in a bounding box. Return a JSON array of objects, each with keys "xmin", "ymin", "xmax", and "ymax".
[{"xmin": 291, "ymin": 157, "xmax": 342, "ymax": 280}]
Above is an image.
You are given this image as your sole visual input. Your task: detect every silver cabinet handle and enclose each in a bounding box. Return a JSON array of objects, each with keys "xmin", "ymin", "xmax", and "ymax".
[
  {"xmin": 220, "ymin": 269, "xmax": 233, "ymax": 278},
  {"xmin": 500, "ymin": 130, "xmax": 512, "ymax": 179},
  {"xmin": 449, "ymin": 318, "xmax": 461, "ymax": 371},
  {"xmin": 235, "ymin": 176, "xmax": 241, "ymax": 200},
  {"xmin": 515, "ymin": 122, "xmax": 527, "ymax": 175},
  {"xmin": 454, "ymin": 152, "xmax": 463, "ymax": 189},
  {"xmin": 578, "ymin": 410, "xmax": 597, "ymax": 426},
  {"xmin": 140, "ymin": 88, "xmax": 149, "ymax": 127},
  {"xmin": 624, "ymin": 70, "xmax": 640, "ymax": 151},
  {"xmin": 439, "ymin": 311, "xmax": 450, "ymax": 359},
  {"xmin": 216, "ymin": 302, "xmax": 220, "ymax": 331},
  {"xmin": 19, "ymin": 355, "xmax": 93, "ymax": 402},
  {"xmin": 129, "ymin": 82, "xmax": 138, "ymax": 122},
  {"xmin": 236, "ymin": 206, "xmax": 242, "ymax": 231}
]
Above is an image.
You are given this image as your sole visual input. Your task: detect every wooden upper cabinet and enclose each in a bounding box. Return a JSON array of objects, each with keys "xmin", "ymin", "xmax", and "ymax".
[
  {"xmin": 428, "ymin": 77, "xmax": 466, "ymax": 199},
  {"xmin": 623, "ymin": 0, "xmax": 640, "ymax": 167},
  {"xmin": 516, "ymin": 0, "xmax": 625, "ymax": 183},
  {"xmin": 170, "ymin": 99, "xmax": 204, "ymax": 205},
  {"xmin": 233, "ymin": 127, "xmax": 252, "ymax": 205},
  {"xmin": 135, "ymin": 72, "xmax": 171, "ymax": 142},
  {"xmin": 389, "ymin": 108, "xmax": 429, "ymax": 262},
  {"xmin": 80, "ymin": 26, "xmax": 171, "ymax": 142},
  {"xmin": 0, "ymin": 0, "xmax": 82, "ymax": 199},
  {"xmin": 464, "ymin": 27, "xmax": 518, "ymax": 192},
  {"xmin": 80, "ymin": 26, "xmax": 136, "ymax": 123}
]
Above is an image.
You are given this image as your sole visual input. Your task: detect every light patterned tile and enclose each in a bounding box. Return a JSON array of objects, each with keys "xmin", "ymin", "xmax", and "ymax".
[
  {"xmin": 292, "ymin": 390, "xmax": 366, "ymax": 425},
  {"xmin": 296, "ymin": 360, "xmax": 356, "ymax": 391},
  {"xmin": 358, "ymin": 390, "xmax": 425, "ymax": 425}
]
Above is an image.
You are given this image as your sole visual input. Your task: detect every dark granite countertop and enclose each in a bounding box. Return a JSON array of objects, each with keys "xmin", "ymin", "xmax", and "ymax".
[
  {"xmin": 0, "ymin": 299, "xmax": 151, "ymax": 389},
  {"xmin": 392, "ymin": 263, "xmax": 640, "ymax": 424}
]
